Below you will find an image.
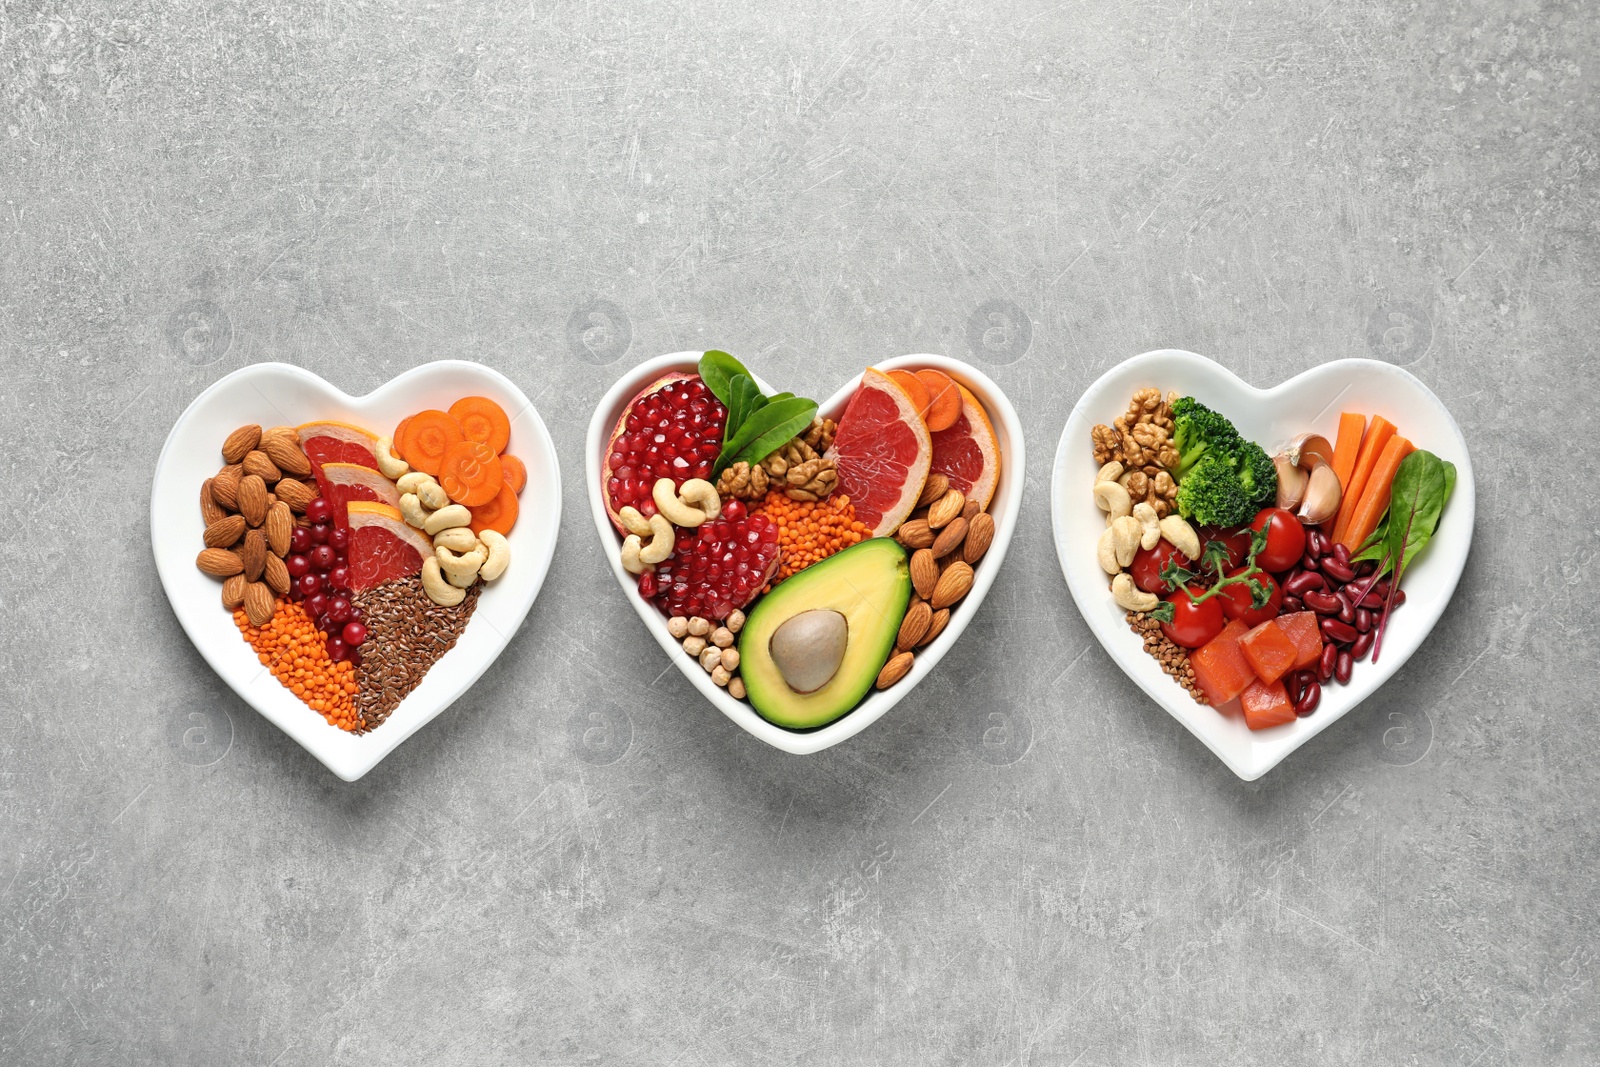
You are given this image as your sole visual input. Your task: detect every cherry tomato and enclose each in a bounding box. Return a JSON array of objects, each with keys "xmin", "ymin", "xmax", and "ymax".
[
  {"xmin": 1160, "ymin": 588, "xmax": 1226, "ymax": 649},
  {"xmin": 1196, "ymin": 525, "xmax": 1252, "ymax": 573},
  {"xmin": 1217, "ymin": 567, "xmax": 1282, "ymax": 627},
  {"xmin": 1130, "ymin": 540, "xmax": 1195, "ymax": 594},
  {"xmin": 1250, "ymin": 507, "xmax": 1307, "ymax": 573}
]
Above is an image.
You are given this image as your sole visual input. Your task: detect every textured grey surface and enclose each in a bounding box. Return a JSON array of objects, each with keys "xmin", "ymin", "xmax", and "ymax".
[{"xmin": 3, "ymin": 1, "xmax": 1597, "ymax": 1063}]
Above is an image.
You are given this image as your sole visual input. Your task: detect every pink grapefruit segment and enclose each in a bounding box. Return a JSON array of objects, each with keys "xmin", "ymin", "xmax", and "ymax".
[
  {"xmin": 320, "ymin": 463, "xmax": 402, "ymax": 529},
  {"xmin": 346, "ymin": 501, "xmax": 433, "ymax": 593},
  {"xmin": 826, "ymin": 367, "xmax": 933, "ymax": 537},
  {"xmin": 928, "ymin": 384, "xmax": 1001, "ymax": 511}
]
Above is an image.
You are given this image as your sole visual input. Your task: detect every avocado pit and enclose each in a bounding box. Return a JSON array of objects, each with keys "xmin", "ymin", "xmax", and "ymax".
[{"xmin": 769, "ymin": 609, "xmax": 849, "ymax": 694}]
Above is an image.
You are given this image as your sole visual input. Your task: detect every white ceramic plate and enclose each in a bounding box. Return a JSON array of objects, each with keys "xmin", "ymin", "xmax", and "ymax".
[
  {"xmin": 1051, "ymin": 350, "xmax": 1474, "ymax": 781},
  {"xmin": 152, "ymin": 361, "xmax": 561, "ymax": 781},
  {"xmin": 587, "ymin": 353, "xmax": 1024, "ymax": 753}
]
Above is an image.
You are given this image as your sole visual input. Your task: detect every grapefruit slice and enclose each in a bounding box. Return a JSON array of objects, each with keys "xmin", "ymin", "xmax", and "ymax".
[
  {"xmin": 826, "ymin": 367, "xmax": 933, "ymax": 537},
  {"xmin": 346, "ymin": 501, "xmax": 433, "ymax": 593},
  {"xmin": 928, "ymin": 385, "xmax": 1001, "ymax": 511},
  {"xmin": 320, "ymin": 462, "xmax": 402, "ymax": 529}
]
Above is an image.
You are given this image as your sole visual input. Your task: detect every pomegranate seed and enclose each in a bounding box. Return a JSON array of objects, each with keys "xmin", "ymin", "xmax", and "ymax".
[
  {"xmin": 604, "ymin": 376, "xmax": 726, "ymax": 522},
  {"xmin": 650, "ymin": 512, "xmax": 779, "ymax": 620}
]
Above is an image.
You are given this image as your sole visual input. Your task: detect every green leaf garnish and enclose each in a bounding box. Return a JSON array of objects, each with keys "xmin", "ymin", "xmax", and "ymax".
[
  {"xmin": 718, "ymin": 396, "xmax": 819, "ymax": 477},
  {"xmin": 699, "ymin": 350, "xmax": 754, "ymax": 409}
]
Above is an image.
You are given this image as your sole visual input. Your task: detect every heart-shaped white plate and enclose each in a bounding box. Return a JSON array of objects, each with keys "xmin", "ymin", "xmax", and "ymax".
[
  {"xmin": 587, "ymin": 353, "xmax": 1023, "ymax": 753},
  {"xmin": 152, "ymin": 361, "xmax": 561, "ymax": 781},
  {"xmin": 1052, "ymin": 350, "xmax": 1474, "ymax": 780}
]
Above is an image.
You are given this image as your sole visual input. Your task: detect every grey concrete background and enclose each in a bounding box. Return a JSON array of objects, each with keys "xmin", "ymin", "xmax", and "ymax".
[{"xmin": 2, "ymin": 0, "xmax": 1596, "ymax": 1063}]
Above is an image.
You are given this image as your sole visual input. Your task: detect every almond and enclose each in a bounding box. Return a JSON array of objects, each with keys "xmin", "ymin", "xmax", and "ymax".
[
  {"xmin": 963, "ymin": 512, "xmax": 995, "ymax": 564},
  {"xmin": 200, "ymin": 478, "xmax": 226, "ymax": 525},
  {"xmin": 927, "ymin": 488, "xmax": 966, "ymax": 530},
  {"xmin": 918, "ymin": 608, "xmax": 951, "ymax": 647},
  {"xmin": 203, "ymin": 514, "xmax": 246, "ymax": 548},
  {"xmin": 962, "ymin": 499, "xmax": 982, "ymax": 522},
  {"xmin": 910, "ymin": 549, "xmax": 939, "ymax": 600},
  {"xmin": 930, "ymin": 560, "xmax": 973, "ymax": 610},
  {"xmin": 243, "ymin": 581, "xmax": 276, "ymax": 628},
  {"xmin": 896, "ymin": 599, "xmax": 932, "ymax": 652},
  {"xmin": 222, "ymin": 424, "xmax": 261, "ymax": 464},
  {"xmin": 237, "ymin": 474, "xmax": 268, "ymax": 527},
  {"xmin": 221, "ymin": 574, "xmax": 248, "ymax": 609},
  {"xmin": 273, "ymin": 477, "xmax": 315, "ymax": 513},
  {"xmin": 242, "ymin": 449, "xmax": 281, "ymax": 483},
  {"xmin": 211, "ymin": 464, "xmax": 243, "ymax": 510},
  {"xmin": 263, "ymin": 552, "xmax": 291, "ymax": 595},
  {"xmin": 917, "ymin": 473, "xmax": 950, "ymax": 509},
  {"xmin": 197, "ymin": 548, "xmax": 244, "ymax": 577},
  {"xmin": 875, "ymin": 651, "xmax": 914, "ymax": 690},
  {"xmin": 895, "ymin": 519, "xmax": 933, "ymax": 550},
  {"xmin": 930, "ymin": 516, "xmax": 968, "ymax": 559},
  {"xmin": 265, "ymin": 501, "xmax": 293, "ymax": 556},
  {"xmin": 241, "ymin": 528, "xmax": 267, "ymax": 581},
  {"xmin": 263, "ymin": 434, "xmax": 312, "ymax": 477}
]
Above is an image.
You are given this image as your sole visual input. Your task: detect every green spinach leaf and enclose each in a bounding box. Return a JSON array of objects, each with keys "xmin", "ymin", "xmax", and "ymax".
[
  {"xmin": 718, "ymin": 396, "xmax": 818, "ymax": 476},
  {"xmin": 724, "ymin": 375, "xmax": 763, "ymax": 447},
  {"xmin": 698, "ymin": 350, "xmax": 753, "ymax": 409}
]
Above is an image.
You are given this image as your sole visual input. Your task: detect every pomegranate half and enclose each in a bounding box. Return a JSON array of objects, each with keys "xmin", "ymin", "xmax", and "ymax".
[{"xmin": 601, "ymin": 372, "xmax": 727, "ymax": 532}]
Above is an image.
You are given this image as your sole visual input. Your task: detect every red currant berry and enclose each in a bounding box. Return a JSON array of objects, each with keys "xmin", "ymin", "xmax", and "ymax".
[
  {"xmin": 328, "ymin": 527, "xmax": 349, "ymax": 551},
  {"xmin": 305, "ymin": 498, "xmax": 332, "ymax": 524},
  {"xmin": 286, "ymin": 554, "xmax": 311, "ymax": 577},
  {"xmin": 328, "ymin": 597, "xmax": 352, "ymax": 623},
  {"xmin": 325, "ymin": 636, "xmax": 347, "ymax": 661},
  {"xmin": 328, "ymin": 565, "xmax": 351, "ymax": 591},
  {"xmin": 296, "ymin": 573, "xmax": 322, "ymax": 597},
  {"xmin": 306, "ymin": 593, "xmax": 329, "ymax": 619},
  {"xmin": 309, "ymin": 545, "xmax": 336, "ymax": 570},
  {"xmin": 342, "ymin": 621, "xmax": 367, "ymax": 646},
  {"xmin": 309, "ymin": 523, "xmax": 329, "ymax": 545},
  {"xmin": 290, "ymin": 527, "xmax": 312, "ymax": 554}
]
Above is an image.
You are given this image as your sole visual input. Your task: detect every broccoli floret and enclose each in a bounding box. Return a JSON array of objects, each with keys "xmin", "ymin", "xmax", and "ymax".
[{"xmin": 1168, "ymin": 396, "xmax": 1278, "ymax": 526}]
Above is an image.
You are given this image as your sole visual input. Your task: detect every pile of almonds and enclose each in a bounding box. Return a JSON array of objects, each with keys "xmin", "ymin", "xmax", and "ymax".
[
  {"xmin": 194, "ymin": 424, "xmax": 318, "ymax": 627},
  {"xmin": 667, "ymin": 611, "xmax": 746, "ymax": 698},
  {"xmin": 880, "ymin": 473, "xmax": 997, "ymax": 690}
]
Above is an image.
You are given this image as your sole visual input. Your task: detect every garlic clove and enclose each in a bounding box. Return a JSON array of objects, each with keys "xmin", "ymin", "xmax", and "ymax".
[
  {"xmin": 1274, "ymin": 452, "xmax": 1309, "ymax": 510},
  {"xmin": 1297, "ymin": 460, "xmax": 1343, "ymax": 525},
  {"xmin": 1283, "ymin": 432, "xmax": 1336, "ymax": 470}
]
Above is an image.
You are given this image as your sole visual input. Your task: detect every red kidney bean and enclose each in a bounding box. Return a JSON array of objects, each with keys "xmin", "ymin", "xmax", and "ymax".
[
  {"xmin": 1321, "ymin": 557, "xmax": 1356, "ymax": 583},
  {"xmin": 1303, "ymin": 590, "xmax": 1343, "ymax": 614},
  {"xmin": 1335, "ymin": 649, "xmax": 1353, "ymax": 684},
  {"xmin": 1352, "ymin": 630, "xmax": 1374, "ymax": 660},
  {"xmin": 1338, "ymin": 599, "xmax": 1356, "ymax": 624},
  {"xmin": 1359, "ymin": 592, "xmax": 1385, "ymax": 610},
  {"xmin": 1355, "ymin": 560, "xmax": 1377, "ymax": 578},
  {"xmin": 1355, "ymin": 607, "xmax": 1372, "ymax": 632},
  {"xmin": 1281, "ymin": 596, "xmax": 1303, "ymax": 613},
  {"xmin": 1283, "ymin": 571, "xmax": 1326, "ymax": 597},
  {"xmin": 1301, "ymin": 553, "xmax": 1320, "ymax": 572},
  {"xmin": 1392, "ymin": 589, "xmax": 1406, "ymax": 607},
  {"xmin": 1332, "ymin": 542, "xmax": 1350, "ymax": 565},
  {"xmin": 1307, "ymin": 530, "xmax": 1325, "ymax": 556},
  {"xmin": 1371, "ymin": 580, "xmax": 1391, "ymax": 598},
  {"xmin": 1320, "ymin": 617, "xmax": 1359, "ymax": 643},
  {"xmin": 1319, "ymin": 642, "xmax": 1337, "ymax": 682},
  {"xmin": 1294, "ymin": 680, "xmax": 1321, "ymax": 717},
  {"xmin": 1284, "ymin": 671, "xmax": 1305, "ymax": 704}
]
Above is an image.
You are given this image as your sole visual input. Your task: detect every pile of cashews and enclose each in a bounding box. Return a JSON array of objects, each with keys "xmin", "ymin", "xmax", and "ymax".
[
  {"xmin": 618, "ymin": 477, "xmax": 722, "ymax": 575},
  {"xmin": 1092, "ymin": 461, "xmax": 1201, "ymax": 613},
  {"xmin": 390, "ymin": 467, "xmax": 511, "ymax": 607}
]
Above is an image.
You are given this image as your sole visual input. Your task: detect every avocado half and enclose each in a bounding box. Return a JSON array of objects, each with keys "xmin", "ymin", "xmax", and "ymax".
[{"xmin": 739, "ymin": 538, "xmax": 911, "ymax": 730}]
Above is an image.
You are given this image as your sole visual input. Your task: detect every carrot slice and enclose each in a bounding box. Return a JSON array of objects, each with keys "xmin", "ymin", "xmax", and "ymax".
[
  {"xmin": 885, "ymin": 370, "xmax": 930, "ymax": 420},
  {"xmin": 1332, "ymin": 416, "xmax": 1396, "ymax": 544},
  {"xmin": 438, "ymin": 440, "xmax": 504, "ymax": 507},
  {"xmin": 500, "ymin": 453, "xmax": 526, "ymax": 495},
  {"xmin": 388, "ymin": 417, "xmax": 411, "ymax": 462},
  {"xmin": 449, "ymin": 396, "xmax": 512, "ymax": 454},
  {"xmin": 1337, "ymin": 435, "xmax": 1414, "ymax": 552},
  {"xmin": 916, "ymin": 369, "xmax": 962, "ymax": 432},
  {"xmin": 397, "ymin": 410, "xmax": 465, "ymax": 476},
  {"xmin": 469, "ymin": 481, "xmax": 519, "ymax": 537},
  {"xmin": 1331, "ymin": 412, "xmax": 1365, "ymax": 492}
]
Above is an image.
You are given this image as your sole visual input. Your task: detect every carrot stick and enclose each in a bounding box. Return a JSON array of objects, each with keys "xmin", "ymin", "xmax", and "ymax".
[
  {"xmin": 1337, "ymin": 435, "xmax": 1413, "ymax": 551},
  {"xmin": 1332, "ymin": 416, "xmax": 1396, "ymax": 543},
  {"xmin": 1331, "ymin": 412, "xmax": 1365, "ymax": 491}
]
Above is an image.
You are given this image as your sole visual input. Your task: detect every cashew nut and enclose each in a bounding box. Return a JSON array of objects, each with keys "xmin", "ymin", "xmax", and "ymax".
[
  {"xmin": 433, "ymin": 527, "xmax": 479, "ymax": 553},
  {"xmin": 1111, "ymin": 572, "xmax": 1160, "ymax": 612},
  {"xmin": 652, "ymin": 477, "xmax": 721, "ymax": 527},
  {"xmin": 1132, "ymin": 502, "xmax": 1161, "ymax": 551},
  {"xmin": 1093, "ymin": 480, "xmax": 1132, "ymax": 520},
  {"xmin": 437, "ymin": 544, "xmax": 486, "ymax": 580},
  {"xmin": 375, "ymin": 435, "xmax": 409, "ymax": 480},
  {"xmin": 421, "ymin": 556, "xmax": 466, "ymax": 606},
  {"xmin": 399, "ymin": 493, "xmax": 430, "ymax": 530},
  {"xmin": 423, "ymin": 504, "xmax": 473, "ymax": 535},
  {"xmin": 478, "ymin": 529, "xmax": 510, "ymax": 582},
  {"xmin": 1111, "ymin": 515, "xmax": 1142, "ymax": 568},
  {"xmin": 1159, "ymin": 515, "xmax": 1201, "ymax": 561},
  {"xmin": 637, "ymin": 514, "xmax": 674, "ymax": 565},
  {"xmin": 1097, "ymin": 526, "xmax": 1121, "ymax": 575},
  {"xmin": 1095, "ymin": 461, "xmax": 1125, "ymax": 485},
  {"xmin": 396, "ymin": 472, "xmax": 433, "ymax": 496},
  {"xmin": 417, "ymin": 479, "xmax": 449, "ymax": 511},
  {"xmin": 618, "ymin": 515, "xmax": 673, "ymax": 574},
  {"xmin": 621, "ymin": 535, "xmax": 648, "ymax": 575},
  {"xmin": 617, "ymin": 506, "xmax": 653, "ymax": 536}
]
